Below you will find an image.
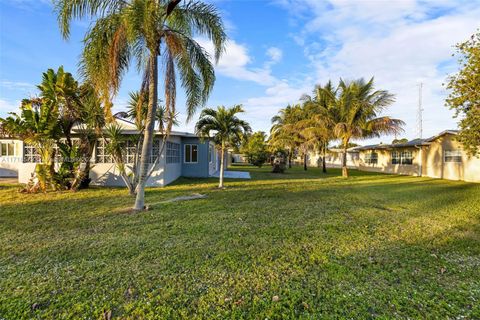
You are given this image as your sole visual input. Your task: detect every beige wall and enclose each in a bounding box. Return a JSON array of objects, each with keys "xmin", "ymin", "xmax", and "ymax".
[
  {"xmin": 357, "ymin": 134, "xmax": 479, "ymax": 183},
  {"xmin": 358, "ymin": 148, "xmax": 422, "ymax": 176},
  {"xmin": 422, "ymin": 133, "xmax": 480, "ymax": 183}
]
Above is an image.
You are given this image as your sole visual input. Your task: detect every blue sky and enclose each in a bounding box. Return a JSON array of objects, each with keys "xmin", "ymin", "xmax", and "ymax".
[{"xmin": 1, "ymin": 0, "xmax": 479, "ymax": 144}]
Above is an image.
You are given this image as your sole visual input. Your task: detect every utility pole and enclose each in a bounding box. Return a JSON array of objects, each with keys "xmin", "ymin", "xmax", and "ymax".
[{"xmin": 416, "ymin": 82, "xmax": 424, "ymax": 139}]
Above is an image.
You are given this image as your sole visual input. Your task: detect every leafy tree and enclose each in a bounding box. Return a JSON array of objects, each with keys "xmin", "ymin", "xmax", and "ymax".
[
  {"xmin": 445, "ymin": 31, "xmax": 480, "ymax": 156},
  {"xmin": 0, "ymin": 67, "xmax": 105, "ymax": 192},
  {"xmin": 1, "ymin": 99, "xmax": 60, "ymax": 192},
  {"xmin": 333, "ymin": 78, "xmax": 404, "ymax": 177},
  {"xmin": 55, "ymin": 0, "xmax": 227, "ymax": 210},
  {"xmin": 195, "ymin": 105, "xmax": 251, "ymax": 188},
  {"xmin": 392, "ymin": 138, "xmax": 408, "ymax": 144},
  {"xmin": 243, "ymin": 131, "xmax": 269, "ymax": 167}
]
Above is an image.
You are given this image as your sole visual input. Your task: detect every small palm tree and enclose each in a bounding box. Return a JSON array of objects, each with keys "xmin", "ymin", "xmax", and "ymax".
[
  {"xmin": 55, "ymin": 0, "xmax": 227, "ymax": 210},
  {"xmin": 334, "ymin": 78, "xmax": 404, "ymax": 177},
  {"xmin": 270, "ymin": 104, "xmax": 305, "ymax": 169},
  {"xmin": 195, "ymin": 105, "xmax": 251, "ymax": 188},
  {"xmin": 0, "ymin": 99, "xmax": 61, "ymax": 191}
]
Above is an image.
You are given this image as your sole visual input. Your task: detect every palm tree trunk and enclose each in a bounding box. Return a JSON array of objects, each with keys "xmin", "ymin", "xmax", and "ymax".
[
  {"xmin": 342, "ymin": 143, "xmax": 349, "ymax": 178},
  {"xmin": 303, "ymin": 153, "xmax": 307, "ymax": 171},
  {"xmin": 219, "ymin": 141, "xmax": 225, "ymax": 188},
  {"xmin": 322, "ymin": 144, "xmax": 327, "ymax": 174},
  {"xmin": 288, "ymin": 150, "xmax": 292, "ymax": 168},
  {"xmin": 134, "ymin": 53, "xmax": 158, "ymax": 211}
]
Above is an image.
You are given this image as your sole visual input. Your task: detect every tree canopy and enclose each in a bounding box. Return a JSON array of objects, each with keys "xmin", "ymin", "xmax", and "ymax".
[{"xmin": 445, "ymin": 31, "xmax": 480, "ymax": 156}]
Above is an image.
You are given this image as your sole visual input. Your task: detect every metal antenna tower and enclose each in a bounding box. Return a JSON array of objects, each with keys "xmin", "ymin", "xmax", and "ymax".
[{"xmin": 416, "ymin": 83, "xmax": 424, "ymax": 139}]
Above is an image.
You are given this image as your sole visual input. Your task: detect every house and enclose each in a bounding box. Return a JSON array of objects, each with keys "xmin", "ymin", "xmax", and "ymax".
[
  {"xmin": 356, "ymin": 130, "xmax": 480, "ymax": 183},
  {"xmin": 0, "ymin": 117, "xmax": 220, "ymax": 187},
  {"xmin": 307, "ymin": 147, "xmax": 360, "ymax": 168}
]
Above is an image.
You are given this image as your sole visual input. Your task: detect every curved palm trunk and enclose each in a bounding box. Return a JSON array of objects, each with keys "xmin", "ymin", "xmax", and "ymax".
[
  {"xmin": 219, "ymin": 141, "xmax": 225, "ymax": 188},
  {"xmin": 134, "ymin": 54, "xmax": 158, "ymax": 211},
  {"xmin": 342, "ymin": 143, "xmax": 349, "ymax": 178}
]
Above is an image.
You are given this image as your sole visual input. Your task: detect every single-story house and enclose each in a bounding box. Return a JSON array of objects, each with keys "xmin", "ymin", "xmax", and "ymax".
[
  {"xmin": 307, "ymin": 147, "xmax": 360, "ymax": 168},
  {"xmin": 356, "ymin": 130, "xmax": 480, "ymax": 183},
  {"xmin": 0, "ymin": 117, "xmax": 220, "ymax": 187}
]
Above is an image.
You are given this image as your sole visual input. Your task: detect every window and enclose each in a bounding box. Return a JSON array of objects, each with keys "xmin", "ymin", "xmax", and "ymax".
[
  {"xmin": 24, "ymin": 144, "xmax": 41, "ymax": 163},
  {"xmin": 95, "ymin": 139, "xmax": 113, "ymax": 163},
  {"xmin": 184, "ymin": 144, "xmax": 198, "ymax": 163},
  {"xmin": 166, "ymin": 141, "xmax": 180, "ymax": 164},
  {"xmin": 391, "ymin": 151, "xmax": 400, "ymax": 164},
  {"xmin": 392, "ymin": 150, "xmax": 413, "ymax": 165},
  {"xmin": 209, "ymin": 145, "xmax": 214, "ymax": 163},
  {"xmin": 445, "ymin": 150, "xmax": 462, "ymax": 163},
  {"xmin": 401, "ymin": 151, "xmax": 413, "ymax": 165},
  {"xmin": 150, "ymin": 139, "xmax": 161, "ymax": 163},
  {"xmin": 125, "ymin": 140, "xmax": 137, "ymax": 164},
  {"xmin": 364, "ymin": 152, "xmax": 378, "ymax": 164},
  {"xmin": 0, "ymin": 142, "xmax": 15, "ymax": 156}
]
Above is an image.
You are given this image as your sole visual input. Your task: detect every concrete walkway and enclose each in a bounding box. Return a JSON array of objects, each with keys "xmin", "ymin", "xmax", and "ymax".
[{"xmin": 210, "ymin": 171, "xmax": 251, "ymax": 179}]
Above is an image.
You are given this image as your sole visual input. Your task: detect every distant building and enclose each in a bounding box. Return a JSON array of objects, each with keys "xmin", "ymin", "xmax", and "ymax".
[
  {"xmin": 355, "ymin": 130, "xmax": 480, "ymax": 183},
  {"xmin": 306, "ymin": 130, "xmax": 479, "ymax": 183}
]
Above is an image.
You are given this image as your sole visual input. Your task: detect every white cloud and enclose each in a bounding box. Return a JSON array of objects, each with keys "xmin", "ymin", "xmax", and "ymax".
[
  {"xmin": 196, "ymin": 38, "xmax": 278, "ymax": 85},
  {"xmin": 274, "ymin": 0, "xmax": 479, "ymax": 142},
  {"xmin": 0, "ymin": 80, "xmax": 35, "ymax": 92},
  {"xmin": 265, "ymin": 47, "xmax": 283, "ymax": 67},
  {"xmin": 0, "ymin": 99, "xmax": 20, "ymax": 115}
]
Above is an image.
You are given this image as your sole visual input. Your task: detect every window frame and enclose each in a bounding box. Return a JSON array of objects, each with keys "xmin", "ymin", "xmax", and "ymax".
[
  {"xmin": 444, "ymin": 149, "xmax": 462, "ymax": 163},
  {"xmin": 391, "ymin": 151, "xmax": 400, "ymax": 165},
  {"xmin": 95, "ymin": 139, "xmax": 113, "ymax": 164},
  {"xmin": 208, "ymin": 144, "xmax": 215, "ymax": 164},
  {"xmin": 184, "ymin": 144, "xmax": 199, "ymax": 164},
  {"xmin": 0, "ymin": 142, "xmax": 16, "ymax": 157},
  {"xmin": 166, "ymin": 141, "xmax": 181, "ymax": 164},
  {"xmin": 400, "ymin": 150, "xmax": 413, "ymax": 165},
  {"xmin": 365, "ymin": 152, "xmax": 378, "ymax": 165},
  {"xmin": 392, "ymin": 150, "xmax": 414, "ymax": 165}
]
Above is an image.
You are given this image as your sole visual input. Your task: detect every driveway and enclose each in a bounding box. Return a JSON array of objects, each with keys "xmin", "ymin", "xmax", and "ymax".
[{"xmin": 210, "ymin": 171, "xmax": 251, "ymax": 179}]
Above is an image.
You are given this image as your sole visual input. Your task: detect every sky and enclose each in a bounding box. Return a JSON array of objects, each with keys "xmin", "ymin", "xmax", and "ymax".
[{"xmin": 0, "ymin": 0, "xmax": 479, "ymax": 145}]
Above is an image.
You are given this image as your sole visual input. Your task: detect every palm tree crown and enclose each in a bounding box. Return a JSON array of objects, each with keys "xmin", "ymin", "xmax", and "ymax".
[{"xmin": 195, "ymin": 105, "xmax": 251, "ymax": 188}]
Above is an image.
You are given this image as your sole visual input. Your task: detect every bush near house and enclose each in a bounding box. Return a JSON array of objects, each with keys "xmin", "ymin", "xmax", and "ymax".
[{"xmin": 0, "ymin": 167, "xmax": 479, "ymax": 319}]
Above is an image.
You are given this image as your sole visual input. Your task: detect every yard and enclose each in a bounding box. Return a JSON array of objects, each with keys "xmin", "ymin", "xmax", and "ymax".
[{"xmin": 1, "ymin": 167, "xmax": 479, "ymax": 319}]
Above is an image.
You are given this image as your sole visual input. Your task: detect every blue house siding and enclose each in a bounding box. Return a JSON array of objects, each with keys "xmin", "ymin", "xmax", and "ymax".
[{"xmin": 181, "ymin": 137, "xmax": 210, "ymax": 178}]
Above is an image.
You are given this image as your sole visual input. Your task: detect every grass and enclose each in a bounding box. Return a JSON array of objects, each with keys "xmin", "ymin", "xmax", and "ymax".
[{"xmin": 1, "ymin": 166, "xmax": 479, "ymax": 319}]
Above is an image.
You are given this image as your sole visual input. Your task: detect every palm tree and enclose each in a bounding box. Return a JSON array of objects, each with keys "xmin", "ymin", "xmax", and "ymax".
[
  {"xmin": 334, "ymin": 78, "xmax": 404, "ymax": 177},
  {"xmin": 0, "ymin": 99, "xmax": 61, "ymax": 191},
  {"xmin": 270, "ymin": 104, "xmax": 305, "ymax": 169},
  {"xmin": 195, "ymin": 105, "xmax": 251, "ymax": 188},
  {"xmin": 55, "ymin": 0, "xmax": 227, "ymax": 210},
  {"xmin": 300, "ymin": 81, "xmax": 337, "ymax": 173}
]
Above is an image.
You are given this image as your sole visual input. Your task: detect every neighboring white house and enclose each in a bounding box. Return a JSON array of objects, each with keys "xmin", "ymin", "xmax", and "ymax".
[
  {"xmin": 0, "ymin": 118, "xmax": 220, "ymax": 187},
  {"xmin": 307, "ymin": 147, "xmax": 360, "ymax": 168}
]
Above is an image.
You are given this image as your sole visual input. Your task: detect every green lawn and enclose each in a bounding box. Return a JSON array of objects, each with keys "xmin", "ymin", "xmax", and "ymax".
[{"xmin": 1, "ymin": 167, "xmax": 479, "ymax": 319}]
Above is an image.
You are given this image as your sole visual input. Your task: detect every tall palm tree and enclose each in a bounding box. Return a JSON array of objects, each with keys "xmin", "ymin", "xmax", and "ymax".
[
  {"xmin": 300, "ymin": 81, "xmax": 337, "ymax": 173},
  {"xmin": 55, "ymin": 0, "xmax": 227, "ymax": 210},
  {"xmin": 195, "ymin": 105, "xmax": 251, "ymax": 188},
  {"xmin": 334, "ymin": 78, "xmax": 404, "ymax": 177}
]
